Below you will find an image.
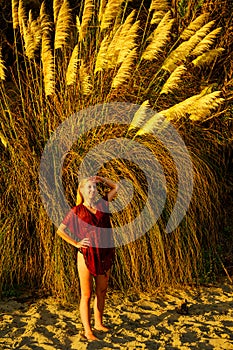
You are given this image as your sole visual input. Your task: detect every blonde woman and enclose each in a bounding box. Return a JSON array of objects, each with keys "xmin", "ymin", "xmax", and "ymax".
[{"xmin": 57, "ymin": 176, "xmax": 118, "ymax": 341}]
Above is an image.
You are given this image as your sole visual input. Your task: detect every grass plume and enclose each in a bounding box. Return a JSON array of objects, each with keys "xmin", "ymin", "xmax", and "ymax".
[{"xmin": 54, "ymin": 0, "xmax": 72, "ymax": 50}]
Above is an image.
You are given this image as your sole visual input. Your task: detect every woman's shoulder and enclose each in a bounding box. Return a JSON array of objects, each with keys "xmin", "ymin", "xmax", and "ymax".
[{"xmin": 71, "ymin": 204, "xmax": 83, "ymax": 214}]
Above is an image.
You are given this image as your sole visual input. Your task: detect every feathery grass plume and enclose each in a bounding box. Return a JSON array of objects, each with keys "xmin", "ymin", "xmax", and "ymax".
[
  {"xmin": 12, "ymin": 0, "xmax": 19, "ymax": 29},
  {"xmin": 192, "ymin": 28, "xmax": 222, "ymax": 56},
  {"xmin": 128, "ymin": 100, "xmax": 151, "ymax": 131},
  {"xmin": 116, "ymin": 20, "xmax": 140, "ymax": 64},
  {"xmin": 98, "ymin": 0, "xmax": 107, "ymax": 22},
  {"xmin": 40, "ymin": 1, "xmax": 53, "ymax": 34},
  {"xmin": 149, "ymin": 0, "xmax": 169, "ymax": 12},
  {"xmin": 79, "ymin": 60, "xmax": 92, "ymax": 95},
  {"xmin": 18, "ymin": 0, "xmax": 27, "ymax": 35},
  {"xmin": 188, "ymin": 91, "xmax": 224, "ymax": 121},
  {"xmin": 42, "ymin": 33, "xmax": 55, "ymax": 96},
  {"xmin": 104, "ymin": 11, "xmax": 137, "ymax": 68},
  {"xmin": 94, "ymin": 35, "xmax": 111, "ymax": 73},
  {"xmin": 66, "ymin": 44, "xmax": 79, "ymax": 86},
  {"xmin": 22, "ymin": 13, "xmax": 41, "ymax": 59},
  {"xmin": 0, "ymin": 49, "xmax": 6, "ymax": 80},
  {"xmin": 142, "ymin": 12, "xmax": 174, "ymax": 61},
  {"xmin": 149, "ymin": 0, "xmax": 170, "ymax": 25},
  {"xmin": 54, "ymin": 0, "xmax": 72, "ymax": 50},
  {"xmin": 158, "ymin": 94, "xmax": 202, "ymax": 121},
  {"xmin": 192, "ymin": 48, "xmax": 225, "ymax": 68},
  {"xmin": 180, "ymin": 13, "xmax": 209, "ymax": 40},
  {"xmin": 100, "ymin": 0, "xmax": 124, "ymax": 32},
  {"xmin": 53, "ymin": 0, "xmax": 63, "ymax": 23},
  {"xmin": 162, "ymin": 20, "xmax": 215, "ymax": 73},
  {"xmin": 160, "ymin": 65, "xmax": 187, "ymax": 94},
  {"xmin": 79, "ymin": 0, "xmax": 94, "ymax": 42},
  {"xmin": 76, "ymin": 15, "xmax": 81, "ymax": 33},
  {"xmin": 111, "ymin": 48, "xmax": 137, "ymax": 89},
  {"xmin": 151, "ymin": 10, "xmax": 168, "ymax": 25},
  {"xmin": 135, "ymin": 112, "xmax": 169, "ymax": 136}
]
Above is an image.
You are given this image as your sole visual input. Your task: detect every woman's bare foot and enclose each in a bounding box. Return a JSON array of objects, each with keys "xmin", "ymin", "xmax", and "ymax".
[
  {"xmin": 84, "ymin": 332, "xmax": 99, "ymax": 340},
  {"xmin": 94, "ymin": 324, "xmax": 109, "ymax": 332}
]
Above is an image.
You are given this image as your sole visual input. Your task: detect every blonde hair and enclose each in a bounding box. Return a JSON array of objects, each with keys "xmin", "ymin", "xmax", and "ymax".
[{"xmin": 76, "ymin": 178, "xmax": 95, "ymax": 205}]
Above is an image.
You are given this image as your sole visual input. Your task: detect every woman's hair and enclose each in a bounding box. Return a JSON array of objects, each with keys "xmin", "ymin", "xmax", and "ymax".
[{"xmin": 76, "ymin": 178, "xmax": 94, "ymax": 205}]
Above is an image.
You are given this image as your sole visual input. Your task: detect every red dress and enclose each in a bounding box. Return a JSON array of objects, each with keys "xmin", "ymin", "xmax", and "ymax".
[{"xmin": 62, "ymin": 197, "xmax": 115, "ymax": 276}]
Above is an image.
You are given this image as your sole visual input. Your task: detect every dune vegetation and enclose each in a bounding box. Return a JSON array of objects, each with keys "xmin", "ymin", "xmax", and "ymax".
[{"xmin": 0, "ymin": 0, "xmax": 232, "ymax": 301}]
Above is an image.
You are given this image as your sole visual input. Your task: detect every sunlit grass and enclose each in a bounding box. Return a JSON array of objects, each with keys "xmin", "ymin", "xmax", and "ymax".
[{"xmin": 0, "ymin": 0, "xmax": 232, "ymax": 300}]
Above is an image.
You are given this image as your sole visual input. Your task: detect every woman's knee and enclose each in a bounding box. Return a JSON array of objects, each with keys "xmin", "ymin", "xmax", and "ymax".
[
  {"xmin": 96, "ymin": 287, "xmax": 107, "ymax": 299},
  {"xmin": 80, "ymin": 291, "xmax": 92, "ymax": 301}
]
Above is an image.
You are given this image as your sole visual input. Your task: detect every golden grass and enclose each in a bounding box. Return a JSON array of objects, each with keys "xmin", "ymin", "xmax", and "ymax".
[{"xmin": 0, "ymin": 0, "xmax": 232, "ymax": 299}]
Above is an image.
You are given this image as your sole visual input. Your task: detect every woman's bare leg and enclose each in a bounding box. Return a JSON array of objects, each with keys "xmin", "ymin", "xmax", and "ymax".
[
  {"xmin": 77, "ymin": 252, "xmax": 98, "ymax": 340},
  {"xmin": 94, "ymin": 270, "xmax": 110, "ymax": 331}
]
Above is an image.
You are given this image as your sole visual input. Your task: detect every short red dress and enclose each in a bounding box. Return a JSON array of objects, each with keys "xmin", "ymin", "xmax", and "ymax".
[{"xmin": 62, "ymin": 197, "xmax": 115, "ymax": 276}]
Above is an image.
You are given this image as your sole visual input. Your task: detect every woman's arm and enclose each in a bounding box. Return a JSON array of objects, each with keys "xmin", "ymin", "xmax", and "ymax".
[
  {"xmin": 94, "ymin": 176, "xmax": 119, "ymax": 202},
  {"xmin": 57, "ymin": 223, "xmax": 90, "ymax": 248}
]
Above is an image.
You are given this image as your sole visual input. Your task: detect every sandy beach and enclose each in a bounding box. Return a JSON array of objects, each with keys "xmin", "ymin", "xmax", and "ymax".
[{"xmin": 1, "ymin": 279, "xmax": 233, "ymax": 350}]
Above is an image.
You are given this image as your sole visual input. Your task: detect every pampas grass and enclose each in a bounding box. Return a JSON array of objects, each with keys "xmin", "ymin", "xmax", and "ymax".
[
  {"xmin": 100, "ymin": 0, "xmax": 123, "ymax": 32},
  {"xmin": 54, "ymin": 0, "xmax": 72, "ymax": 50},
  {"xmin": 192, "ymin": 48, "xmax": 225, "ymax": 67},
  {"xmin": 160, "ymin": 65, "xmax": 187, "ymax": 95},
  {"xmin": 0, "ymin": 0, "xmax": 232, "ymax": 300},
  {"xmin": 162, "ymin": 20, "xmax": 216, "ymax": 73},
  {"xmin": 79, "ymin": 0, "xmax": 94, "ymax": 41},
  {"xmin": 66, "ymin": 44, "xmax": 79, "ymax": 85},
  {"xmin": 142, "ymin": 12, "xmax": 174, "ymax": 61},
  {"xmin": 111, "ymin": 48, "xmax": 137, "ymax": 89}
]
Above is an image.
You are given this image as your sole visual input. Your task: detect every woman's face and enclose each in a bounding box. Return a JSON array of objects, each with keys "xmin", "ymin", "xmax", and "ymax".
[{"xmin": 81, "ymin": 180, "xmax": 97, "ymax": 201}]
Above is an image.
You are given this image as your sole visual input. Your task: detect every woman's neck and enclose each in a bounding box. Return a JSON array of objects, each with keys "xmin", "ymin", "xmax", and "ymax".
[{"xmin": 83, "ymin": 200, "xmax": 95, "ymax": 208}]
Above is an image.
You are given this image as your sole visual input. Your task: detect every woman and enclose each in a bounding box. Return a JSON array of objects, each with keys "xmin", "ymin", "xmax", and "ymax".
[{"xmin": 57, "ymin": 176, "xmax": 118, "ymax": 340}]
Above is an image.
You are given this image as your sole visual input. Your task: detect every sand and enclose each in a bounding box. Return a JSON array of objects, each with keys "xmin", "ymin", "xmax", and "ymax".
[{"xmin": 0, "ymin": 279, "xmax": 233, "ymax": 350}]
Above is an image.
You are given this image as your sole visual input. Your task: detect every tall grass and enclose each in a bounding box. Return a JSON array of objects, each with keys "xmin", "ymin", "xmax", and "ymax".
[{"xmin": 0, "ymin": 0, "xmax": 232, "ymax": 300}]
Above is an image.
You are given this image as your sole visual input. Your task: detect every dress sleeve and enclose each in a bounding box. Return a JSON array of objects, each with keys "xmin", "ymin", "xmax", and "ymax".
[{"xmin": 62, "ymin": 207, "xmax": 80, "ymax": 238}]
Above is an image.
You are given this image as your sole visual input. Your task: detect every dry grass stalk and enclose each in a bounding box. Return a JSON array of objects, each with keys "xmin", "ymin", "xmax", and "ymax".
[
  {"xmin": 79, "ymin": 0, "xmax": 94, "ymax": 41},
  {"xmin": 0, "ymin": 49, "xmax": 6, "ymax": 80},
  {"xmin": 111, "ymin": 48, "xmax": 137, "ymax": 89},
  {"xmin": 151, "ymin": 10, "xmax": 168, "ymax": 25},
  {"xmin": 149, "ymin": 0, "xmax": 170, "ymax": 24},
  {"xmin": 42, "ymin": 34, "xmax": 55, "ymax": 96},
  {"xmin": 149, "ymin": 0, "xmax": 169, "ymax": 13},
  {"xmin": 79, "ymin": 60, "xmax": 92, "ymax": 95},
  {"xmin": 40, "ymin": 2, "xmax": 53, "ymax": 35},
  {"xmin": 188, "ymin": 91, "xmax": 224, "ymax": 121},
  {"xmin": 158, "ymin": 94, "xmax": 201, "ymax": 121},
  {"xmin": 142, "ymin": 13, "xmax": 174, "ymax": 61},
  {"xmin": 53, "ymin": 0, "xmax": 63, "ymax": 23},
  {"xmin": 180, "ymin": 13, "xmax": 209, "ymax": 40},
  {"xmin": 192, "ymin": 48, "xmax": 225, "ymax": 67},
  {"xmin": 54, "ymin": 0, "xmax": 72, "ymax": 50},
  {"xmin": 162, "ymin": 20, "xmax": 216, "ymax": 72},
  {"xmin": 160, "ymin": 65, "xmax": 187, "ymax": 95},
  {"xmin": 128, "ymin": 100, "xmax": 151, "ymax": 131},
  {"xmin": 12, "ymin": 0, "xmax": 19, "ymax": 29},
  {"xmin": 98, "ymin": 0, "xmax": 108, "ymax": 23},
  {"xmin": 66, "ymin": 44, "xmax": 79, "ymax": 85},
  {"xmin": 116, "ymin": 20, "xmax": 140, "ymax": 64},
  {"xmin": 104, "ymin": 11, "xmax": 138, "ymax": 68},
  {"xmin": 192, "ymin": 28, "xmax": 222, "ymax": 56},
  {"xmin": 100, "ymin": 0, "xmax": 123, "ymax": 32},
  {"xmin": 22, "ymin": 13, "xmax": 41, "ymax": 60},
  {"xmin": 94, "ymin": 35, "xmax": 110, "ymax": 73},
  {"xmin": 135, "ymin": 112, "xmax": 169, "ymax": 136},
  {"xmin": 18, "ymin": 0, "xmax": 27, "ymax": 35}
]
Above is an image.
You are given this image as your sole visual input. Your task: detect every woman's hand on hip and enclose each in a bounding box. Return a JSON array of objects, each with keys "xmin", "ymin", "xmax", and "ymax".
[{"xmin": 77, "ymin": 238, "xmax": 90, "ymax": 248}]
